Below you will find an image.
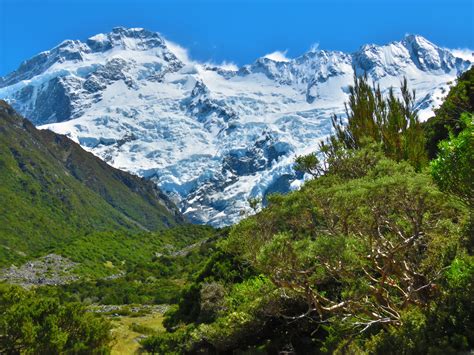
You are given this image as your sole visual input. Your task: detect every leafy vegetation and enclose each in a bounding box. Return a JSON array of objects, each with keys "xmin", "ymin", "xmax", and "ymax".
[
  {"xmin": 0, "ymin": 283, "xmax": 112, "ymax": 354},
  {"xmin": 423, "ymin": 67, "xmax": 474, "ymax": 158},
  {"xmin": 431, "ymin": 112, "xmax": 473, "ymax": 208},
  {"xmin": 142, "ymin": 71, "xmax": 473, "ymax": 353},
  {"xmin": 57, "ymin": 225, "xmax": 217, "ymax": 278},
  {"xmin": 29, "ymin": 226, "xmax": 221, "ymax": 306}
]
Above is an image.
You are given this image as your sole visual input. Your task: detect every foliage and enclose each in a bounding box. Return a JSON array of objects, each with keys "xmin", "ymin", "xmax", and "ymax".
[
  {"xmin": 294, "ymin": 153, "xmax": 323, "ymax": 177},
  {"xmin": 0, "ymin": 283, "xmax": 111, "ymax": 354},
  {"xmin": 36, "ymin": 226, "xmax": 219, "ymax": 305},
  {"xmin": 162, "ymin": 247, "xmax": 256, "ymax": 329},
  {"xmin": 329, "ymin": 75, "xmax": 427, "ymax": 170},
  {"xmin": 58, "ymin": 225, "xmax": 217, "ymax": 278},
  {"xmin": 363, "ymin": 255, "xmax": 474, "ymax": 354},
  {"xmin": 227, "ymin": 155, "xmax": 466, "ymax": 332},
  {"xmin": 143, "ymin": 275, "xmax": 323, "ymax": 353},
  {"xmin": 431, "ymin": 113, "xmax": 473, "ymax": 207},
  {"xmin": 423, "ymin": 67, "xmax": 474, "ymax": 158},
  {"xmin": 140, "ymin": 328, "xmax": 189, "ymax": 355}
]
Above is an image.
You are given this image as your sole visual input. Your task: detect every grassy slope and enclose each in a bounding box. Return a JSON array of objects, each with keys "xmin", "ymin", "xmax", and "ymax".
[
  {"xmin": 110, "ymin": 313, "xmax": 165, "ymax": 355},
  {"xmin": 0, "ymin": 100, "xmax": 183, "ymax": 266}
]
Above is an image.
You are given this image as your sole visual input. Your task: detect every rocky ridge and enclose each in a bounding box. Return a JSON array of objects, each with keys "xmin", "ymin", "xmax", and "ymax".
[{"xmin": 0, "ymin": 28, "xmax": 471, "ymax": 225}]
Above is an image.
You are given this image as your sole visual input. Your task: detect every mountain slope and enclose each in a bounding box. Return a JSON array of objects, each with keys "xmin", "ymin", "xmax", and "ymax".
[
  {"xmin": 0, "ymin": 28, "xmax": 471, "ymax": 226},
  {"xmin": 0, "ymin": 100, "xmax": 183, "ymax": 265}
]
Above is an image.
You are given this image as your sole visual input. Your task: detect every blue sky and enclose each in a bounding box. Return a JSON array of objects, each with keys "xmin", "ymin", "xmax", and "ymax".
[{"xmin": 0, "ymin": 0, "xmax": 473, "ymax": 76}]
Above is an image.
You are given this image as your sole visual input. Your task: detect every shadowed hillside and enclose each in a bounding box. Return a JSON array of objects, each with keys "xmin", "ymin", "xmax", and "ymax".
[{"xmin": 0, "ymin": 100, "xmax": 184, "ymax": 265}]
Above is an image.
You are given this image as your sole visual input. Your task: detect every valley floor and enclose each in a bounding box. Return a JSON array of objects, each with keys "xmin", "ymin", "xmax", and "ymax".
[{"xmin": 109, "ymin": 311, "xmax": 166, "ymax": 354}]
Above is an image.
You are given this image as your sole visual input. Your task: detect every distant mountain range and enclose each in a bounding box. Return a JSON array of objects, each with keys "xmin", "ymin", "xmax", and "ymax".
[
  {"xmin": 0, "ymin": 100, "xmax": 183, "ymax": 265},
  {"xmin": 0, "ymin": 27, "xmax": 471, "ymax": 226}
]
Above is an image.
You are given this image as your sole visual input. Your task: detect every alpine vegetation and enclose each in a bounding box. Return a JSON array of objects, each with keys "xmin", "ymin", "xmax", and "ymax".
[{"xmin": 0, "ymin": 23, "xmax": 472, "ymax": 354}]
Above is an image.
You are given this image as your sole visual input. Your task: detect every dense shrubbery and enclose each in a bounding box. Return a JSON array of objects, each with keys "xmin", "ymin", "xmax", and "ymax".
[
  {"xmin": 423, "ymin": 67, "xmax": 473, "ymax": 158},
  {"xmin": 431, "ymin": 112, "xmax": 473, "ymax": 208},
  {"xmin": 36, "ymin": 226, "xmax": 221, "ymax": 305},
  {"xmin": 162, "ymin": 249, "xmax": 256, "ymax": 329},
  {"xmin": 58, "ymin": 225, "xmax": 217, "ymax": 278},
  {"xmin": 0, "ymin": 283, "xmax": 112, "ymax": 354},
  {"xmin": 141, "ymin": 70, "xmax": 473, "ymax": 353}
]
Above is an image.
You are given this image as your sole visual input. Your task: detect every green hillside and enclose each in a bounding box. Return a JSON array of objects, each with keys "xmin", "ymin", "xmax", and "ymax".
[{"xmin": 0, "ymin": 100, "xmax": 184, "ymax": 265}]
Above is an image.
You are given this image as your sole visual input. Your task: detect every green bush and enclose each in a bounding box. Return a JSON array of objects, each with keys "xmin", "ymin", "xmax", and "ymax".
[
  {"xmin": 431, "ymin": 113, "xmax": 473, "ymax": 207},
  {"xmin": 0, "ymin": 283, "xmax": 112, "ymax": 354},
  {"xmin": 424, "ymin": 67, "xmax": 474, "ymax": 158}
]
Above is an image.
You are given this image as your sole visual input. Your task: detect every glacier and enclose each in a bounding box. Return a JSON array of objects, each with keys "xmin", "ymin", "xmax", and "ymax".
[{"xmin": 0, "ymin": 27, "xmax": 471, "ymax": 226}]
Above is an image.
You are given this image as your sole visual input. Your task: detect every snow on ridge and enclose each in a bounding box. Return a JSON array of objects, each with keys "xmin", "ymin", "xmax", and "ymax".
[
  {"xmin": 264, "ymin": 50, "xmax": 291, "ymax": 62},
  {"xmin": 451, "ymin": 48, "xmax": 474, "ymax": 62},
  {"xmin": 0, "ymin": 28, "xmax": 472, "ymax": 226},
  {"xmin": 88, "ymin": 33, "xmax": 108, "ymax": 42}
]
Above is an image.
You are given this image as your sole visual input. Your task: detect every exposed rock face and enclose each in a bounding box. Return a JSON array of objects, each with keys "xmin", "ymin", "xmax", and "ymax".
[
  {"xmin": 0, "ymin": 28, "xmax": 472, "ymax": 226},
  {"xmin": 1, "ymin": 27, "xmax": 183, "ymax": 125}
]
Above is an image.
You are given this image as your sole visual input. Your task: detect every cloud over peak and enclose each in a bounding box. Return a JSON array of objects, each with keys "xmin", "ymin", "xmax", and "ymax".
[
  {"xmin": 263, "ymin": 50, "xmax": 290, "ymax": 62},
  {"xmin": 164, "ymin": 38, "xmax": 191, "ymax": 63},
  {"xmin": 451, "ymin": 48, "xmax": 473, "ymax": 62}
]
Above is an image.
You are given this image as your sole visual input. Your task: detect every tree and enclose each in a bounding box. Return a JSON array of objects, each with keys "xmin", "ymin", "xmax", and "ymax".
[
  {"xmin": 330, "ymin": 75, "xmax": 427, "ymax": 170},
  {"xmin": 0, "ymin": 284, "xmax": 112, "ymax": 354},
  {"xmin": 226, "ymin": 147, "xmax": 467, "ymax": 339},
  {"xmin": 294, "ymin": 153, "xmax": 324, "ymax": 177},
  {"xmin": 431, "ymin": 113, "xmax": 474, "ymax": 208}
]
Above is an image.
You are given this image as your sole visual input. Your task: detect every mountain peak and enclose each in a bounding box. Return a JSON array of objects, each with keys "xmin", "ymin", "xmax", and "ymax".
[
  {"xmin": 400, "ymin": 34, "xmax": 456, "ymax": 72},
  {"xmin": 0, "ymin": 27, "xmax": 179, "ymax": 89},
  {"xmin": 403, "ymin": 33, "xmax": 433, "ymax": 46},
  {"xmin": 401, "ymin": 33, "xmax": 440, "ymax": 55},
  {"xmin": 112, "ymin": 26, "xmax": 138, "ymax": 32},
  {"xmin": 351, "ymin": 34, "xmax": 471, "ymax": 78},
  {"xmin": 87, "ymin": 27, "xmax": 166, "ymax": 52},
  {"xmin": 110, "ymin": 26, "xmax": 159, "ymax": 39},
  {"xmin": 0, "ymin": 31, "xmax": 471, "ymax": 226}
]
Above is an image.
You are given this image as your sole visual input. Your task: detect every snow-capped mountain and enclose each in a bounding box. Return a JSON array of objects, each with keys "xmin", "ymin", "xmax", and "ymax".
[{"xmin": 0, "ymin": 27, "xmax": 471, "ymax": 226}]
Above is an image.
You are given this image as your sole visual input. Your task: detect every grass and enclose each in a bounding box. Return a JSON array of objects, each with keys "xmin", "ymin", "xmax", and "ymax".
[{"xmin": 110, "ymin": 312, "xmax": 165, "ymax": 354}]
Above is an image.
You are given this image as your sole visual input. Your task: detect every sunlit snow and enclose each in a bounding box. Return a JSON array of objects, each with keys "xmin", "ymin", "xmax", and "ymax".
[{"xmin": 0, "ymin": 28, "xmax": 471, "ymax": 226}]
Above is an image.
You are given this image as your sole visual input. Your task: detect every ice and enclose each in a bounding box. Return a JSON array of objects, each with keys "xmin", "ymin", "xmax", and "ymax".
[{"xmin": 0, "ymin": 28, "xmax": 471, "ymax": 226}]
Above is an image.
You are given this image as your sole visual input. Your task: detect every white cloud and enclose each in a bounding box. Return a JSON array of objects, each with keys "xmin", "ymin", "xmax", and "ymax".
[
  {"xmin": 163, "ymin": 38, "xmax": 191, "ymax": 63},
  {"xmin": 163, "ymin": 37, "xmax": 239, "ymax": 72},
  {"xmin": 200, "ymin": 60, "xmax": 239, "ymax": 72},
  {"xmin": 451, "ymin": 48, "xmax": 474, "ymax": 62},
  {"xmin": 263, "ymin": 50, "xmax": 290, "ymax": 62},
  {"xmin": 309, "ymin": 42, "xmax": 320, "ymax": 52},
  {"xmin": 163, "ymin": 39, "xmax": 239, "ymax": 71},
  {"xmin": 217, "ymin": 61, "xmax": 239, "ymax": 71}
]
